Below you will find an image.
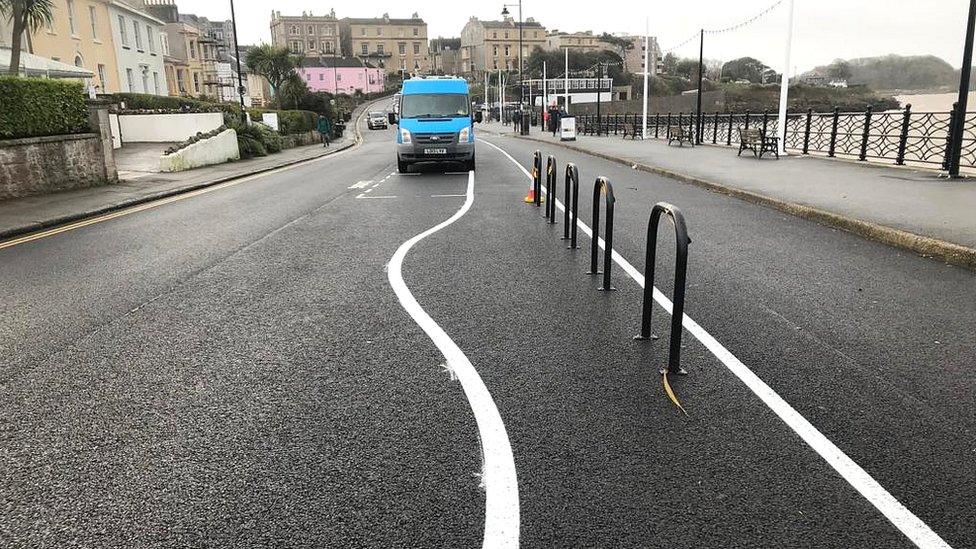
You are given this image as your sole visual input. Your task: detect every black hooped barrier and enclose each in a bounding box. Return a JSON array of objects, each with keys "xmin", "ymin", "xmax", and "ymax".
[
  {"xmin": 562, "ymin": 163, "xmax": 580, "ymax": 248},
  {"xmin": 532, "ymin": 150, "xmax": 543, "ymax": 207},
  {"xmin": 545, "ymin": 155, "xmax": 557, "ymax": 223},
  {"xmin": 634, "ymin": 202, "xmax": 692, "ymax": 375},
  {"xmin": 588, "ymin": 177, "xmax": 616, "ymax": 292}
]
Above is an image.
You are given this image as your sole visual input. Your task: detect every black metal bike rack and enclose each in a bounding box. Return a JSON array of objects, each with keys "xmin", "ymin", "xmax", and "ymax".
[
  {"xmin": 531, "ymin": 150, "xmax": 543, "ymax": 208},
  {"xmin": 634, "ymin": 202, "xmax": 692, "ymax": 375},
  {"xmin": 545, "ymin": 155, "xmax": 557, "ymax": 223},
  {"xmin": 562, "ymin": 163, "xmax": 580, "ymax": 248},
  {"xmin": 588, "ymin": 177, "xmax": 616, "ymax": 292}
]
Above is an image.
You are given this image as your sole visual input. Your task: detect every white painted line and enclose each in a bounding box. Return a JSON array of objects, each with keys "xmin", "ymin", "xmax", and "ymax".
[
  {"xmin": 349, "ymin": 180, "xmax": 372, "ymax": 189},
  {"xmin": 355, "ymin": 195, "xmax": 397, "ymax": 199},
  {"xmin": 479, "ymin": 138, "xmax": 952, "ymax": 549},
  {"xmin": 387, "ymin": 170, "xmax": 519, "ymax": 548},
  {"xmin": 363, "ymin": 188, "xmax": 373, "ymax": 194},
  {"xmin": 431, "ymin": 194, "xmax": 467, "ymax": 198}
]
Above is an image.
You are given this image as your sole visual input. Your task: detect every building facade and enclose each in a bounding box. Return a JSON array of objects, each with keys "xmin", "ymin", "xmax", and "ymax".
[
  {"xmin": 339, "ymin": 14, "xmax": 429, "ymax": 74},
  {"xmin": 107, "ymin": 0, "xmax": 167, "ymax": 95},
  {"xmin": 606, "ymin": 35, "xmax": 661, "ymax": 77},
  {"xmin": 296, "ymin": 57, "xmax": 386, "ymax": 95},
  {"xmin": 545, "ymin": 31, "xmax": 606, "ymax": 53},
  {"xmin": 160, "ymin": 21, "xmax": 207, "ymax": 97},
  {"xmin": 15, "ymin": 0, "xmax": 123, "ymax": 93},
  {"xmin": 270, "ymin": 10, "xmax": 340, "ymax": 56},
  {"xmin": 460, "ymin": 16, "xmax": 546, "ymax": 75},
  {"xmin": 429, "ymin": 37, "xmax": 461, "ymax": 75}
]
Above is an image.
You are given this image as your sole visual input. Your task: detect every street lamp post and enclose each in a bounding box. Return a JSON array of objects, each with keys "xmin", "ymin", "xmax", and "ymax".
[
  {"xmin": 229, "ymin": 0, "xmax": 246, "ymax": 121},
  {"xmin": 502, "ymin": 1, "xmax": 528, "ymax": 134},
  {"xmin": 949, "ymin": 0, "xmax": 976, "ymax": 177}
]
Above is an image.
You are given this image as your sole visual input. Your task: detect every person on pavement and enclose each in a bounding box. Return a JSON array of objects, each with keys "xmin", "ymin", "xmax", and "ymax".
[{"xmin": 317, "ymin": 115, "xmax": 332, "ymax": 147}]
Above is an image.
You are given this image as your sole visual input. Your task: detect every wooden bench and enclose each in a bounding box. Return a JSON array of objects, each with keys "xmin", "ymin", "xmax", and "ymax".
[
  {"xmin": 622, "ymin": 121, "xmax": 643, "ymax": 140},
  {"xmin": 737, "ymin": 127, "xmax": 780, "ymax": 159},
  {"xmin": 667, "ymin": 125, "xmax": 694, "ymax": 147}
]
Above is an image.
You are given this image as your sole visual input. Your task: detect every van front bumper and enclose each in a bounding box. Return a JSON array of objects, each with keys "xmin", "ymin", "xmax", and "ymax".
[{"xmin": 398, "ymin": 141, "xmax": 474, "ymax": 162}]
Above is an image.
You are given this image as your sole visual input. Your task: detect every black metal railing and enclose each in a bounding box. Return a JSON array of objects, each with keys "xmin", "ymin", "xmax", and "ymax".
[
  {"xmin": 574, "ymin": 104, "xmax": 976, "ymax": 170},
  {"xmin": 532, "ymin": 150, "xmax": 543, "ymax": 208},
  {"xmin": 545, "ymin": 155, "xmax": 557, "ymax": 223},
  {"xmin": 588, "ymin": 177, "xmax": 616, "ymax": 292},
  {"xmin": 563, "ymin": 163, "xmax": 580, "ymax": 249},
  {"xmin": 634, "ymin": 203, "xmax": 692, "ymax": 376}
]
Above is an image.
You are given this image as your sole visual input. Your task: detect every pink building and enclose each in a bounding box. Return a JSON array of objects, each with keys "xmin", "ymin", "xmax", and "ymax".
[{"xmin": 297, "ymin": 57, "xmax": 387, "ymax": 95}]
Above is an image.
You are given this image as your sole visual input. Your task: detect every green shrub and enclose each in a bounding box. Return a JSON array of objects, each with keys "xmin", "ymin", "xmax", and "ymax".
[
  {"xmin": 110, "ymin": 92, "xmax": 243, "ymax": 116},
  {"xmin": 247, "ymin": 108, "xmax": 317, "ymax": 134},
  {"xmin": 0, "ymin": 77, "xmax": 89, "ymax": 139},
  {"xmin": 236, "ymin": 124, "xmax": 268, "ymax": 158}
]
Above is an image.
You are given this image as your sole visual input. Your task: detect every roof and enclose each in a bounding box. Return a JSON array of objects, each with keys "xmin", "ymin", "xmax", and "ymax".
[
  {"xmin": 481, "ymin": 19, "xmax": 544, "ymax": 29},
  {"xmin": 0, "ymin": 48, "xmax": 95, "ymax": 79},
  {"xmin": 299, "ymin": 57, "xmax": 375, "ymax": 69},
  {"xmin": 402, "ymin": 77, "xmax": 468, "ymax": 95},
  {"xmin": 342, "ymin": 17, "xmax": 425, "ymax": 26}
]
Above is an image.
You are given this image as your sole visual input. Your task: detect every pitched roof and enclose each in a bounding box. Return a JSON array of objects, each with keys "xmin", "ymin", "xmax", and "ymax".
[
  {"xmin": 481, "ymin": 19, "xmax": 544, "ymax": 29},
  {"xmin": 341, "ymin": 17, "xmax": 425, "ymax": 26}
]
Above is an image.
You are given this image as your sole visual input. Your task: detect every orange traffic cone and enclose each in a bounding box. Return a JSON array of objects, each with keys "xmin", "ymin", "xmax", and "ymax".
[{"xmin": 523, "ymin": 186, "xmax": 536, "ymax": 203}]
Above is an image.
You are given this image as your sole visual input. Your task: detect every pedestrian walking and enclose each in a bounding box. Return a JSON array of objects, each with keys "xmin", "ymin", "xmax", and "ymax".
[
  {"xmin": 513, "ymin": 108, "xmax": 521, "ymax": 133},
  {"xmin": 317, "ymin": 115, "xmax": 332, "ymax": 147},
  {"xmin": 551, "ymin": 106, "xmax": 562, "ymax": 137}
]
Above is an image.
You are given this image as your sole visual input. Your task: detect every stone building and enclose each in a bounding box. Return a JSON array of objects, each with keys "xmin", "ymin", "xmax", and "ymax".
[
  {"xmin": 270, "ymin": 10, "xmax": 340, "ymax": 56},
  {"xmin": 107, "ymin": 0, "xmax": 167, "ymax": 95},
  {"xmin": 545, "ymin": 31, "xmax": 607, "ymax": 53},
  {"xmin": 339, "ymin": 14, "xmax": 429, "ymax": 74},
  {"xmin": 460, "ymin": 16, "xmax": 546, "ymax": 76},
  {"xmin": 429, "ymin": 37, "xmax": 461, "ymax": 75}
]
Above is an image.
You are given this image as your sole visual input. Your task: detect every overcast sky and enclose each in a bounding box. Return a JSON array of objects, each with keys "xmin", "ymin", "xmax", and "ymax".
[{"xmin": 180, "ymin": 0, "xmax": 972, "ymax": 74}]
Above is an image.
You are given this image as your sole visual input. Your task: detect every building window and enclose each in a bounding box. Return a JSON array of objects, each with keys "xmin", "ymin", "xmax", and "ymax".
[
  {"xmin": 361, "ymin": 43, "xmax": 368, "ymax": 55},
  {"xmin": 493, "ymin": 45, "xmax": 498, "ymax": 56},
  {"xmin": 126, "ymin": 68, "xmax": 134, "ymax": 91},
  {"xmin": 319, "ymin": 73, "xmax": 324, "ymax": 81},
  {"xmin": 492, "ymin": 31, "xmax": 497, "ymax": 39},
  {"xmin": 307, "ymin": 25, "xmax": 314, "ymax": 35},
  {"xmin": 305, "ymin": 73, "xmax": 311, "ymax": 81},
  {"xmin": 398, "ymin": 43, "xmax": 405, "ymax": 55},
  {"xmin": 133, "ymin": 21, "xmax": 142, "ymax": 50},
  {"xmin": 376, "ymin": 27, "xmax": 382, "ymax": 36},
  {"xmin": 360, "ymin": 27, "xmax": 366, "ymax": 36},
  {"xmin": 290, "ymin": 25, "xmax": 298, "ymax": 35},
  {"xmin": 504, "ymin": 45, "xmax": 510, "ymax": 56},
  {"xmin": 153, "ymin": 72, "xmax": 160, "ymax": 94},
  {"xmin": 193, "ymin": 72, "xmax": 200, "ymax": 92},
  {"xmin": 177, "ymin": 69, "xmax": 186, "ymax": 92},
  {"xmin": 189, "ymin": 40, "xmax": 196, "ymax": 59},
  {"xmin": 97, "ymin": 64, "xmax": 107, "ymax": 89},
  {"xmin": 413, "ymin": 27, "xmax": 418, "ymax": 36},
  {"xmin": 161, "ymin": 33, "xmax": 169, "ymax": 55},
  {"xmin": 399, "ymin": 58, "xmax": 406, "ymax": 70},
  {"xmin": 141, "ymin": 69, "xmax": 149, "ymax": 92},
  {"xmin": 118, "ymin": 15, "xmax": 128, "ymax": 46},
  {"xmin": 413, "ymin": 42, "xmax": 420, "ymax": 55},
  {"xmin": 147, "ymin": 26, "xmax": 155, "ymax": 53},
  {"xmin": 321, "ymin": 26, "xmax": 332, "ymax": 36},
  {"xmin": 308, "ymin": 39, "xmax": 315, "ymax": 49},
  {"xmin": 377, "ymin": 44, "xmax": 384, "ymax": 54},
  {"xmin": 337, "ymin": 73, "xmax": 341, "ymax": 82},
  {"xmin": 67, "ymin": 0, "xmax": 77, "ymax": 35},
  {"xmin": 88, "ymin": 5, "xmax": 97, "ymax": 39},
  {"xmin": 504, "ymin": 31, "xmax": 509, "ymax": 39}
]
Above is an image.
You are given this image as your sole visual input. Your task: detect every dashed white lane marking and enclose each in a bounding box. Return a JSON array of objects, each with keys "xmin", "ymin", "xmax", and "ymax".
[
  {"xmin": 479, "ymin": 138, "xmax": 952, "ymax": 549},
  {"xmin": 387, "ymin": 170, "xmax": 519, "ymax": 548},
  {"xmin": 355, "ymin": 194, "xmax": 397, "ymax": 199},
  {"xmin": 349, "ymin": 180, "xmax": 372, "ymax": 189},
  {"xmin": 431, "ymin": 194, "xmax": 467, "ymax": 198}
]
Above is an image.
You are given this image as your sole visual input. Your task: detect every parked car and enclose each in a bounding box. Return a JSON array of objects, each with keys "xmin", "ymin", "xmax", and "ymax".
[{"xmin": 367, "ymin": 111, "xmax": 388, "ymax": 130}]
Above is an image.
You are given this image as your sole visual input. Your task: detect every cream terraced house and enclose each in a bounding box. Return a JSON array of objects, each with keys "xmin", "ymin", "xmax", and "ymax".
[
  {"xmin": 106, "ymin": 0, "xmax": 167, "ymax": 95},
  {"xmin": 339, "ymin": 14, "xmax": 429, "ymax": 74},
  {"xmin": 460, "ymin": 16, "xmax": 546, "ymax": 76},
  {"xmin": 12, "ymin": 0, "xmax": 122, "ymax": 93},
  {"xmin": 270, "ymin": 10, "xmax": 340, "ymax": 56}
]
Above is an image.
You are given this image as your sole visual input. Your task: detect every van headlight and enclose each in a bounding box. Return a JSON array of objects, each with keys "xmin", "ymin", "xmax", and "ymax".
[
  {"xmin": 459, "ymin": 127, "xmax": 471, "ymax": 142},
  {"xmin": 400, "ymin": 129, "xmax": 412, "ymax": 143}
]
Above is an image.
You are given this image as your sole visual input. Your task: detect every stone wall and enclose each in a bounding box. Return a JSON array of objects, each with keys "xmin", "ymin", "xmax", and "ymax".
[
  {"xmin": 0, "ymin": 134, "xmax": 108, "ymax": 200},
  {"xmin": 568, "ymin": 90, "xmax": 728, "ymax": 115},
  {"xmin": 159, "ymin": 129, "xmax": 240, "ymax": 172},
  {"xmin": 0, "ymin": 103, "xmax": 117, "ymax": 201},
  {"xmin": 282, "ymin": 131, "xmax": 319, "ymax": 149}
]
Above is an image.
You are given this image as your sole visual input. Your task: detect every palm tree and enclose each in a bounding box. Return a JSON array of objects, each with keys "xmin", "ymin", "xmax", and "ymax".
[
  {"xmin": 0, "ymin": 0, "xmax": 56, "ymax": 76},
  {"xmin": 245, "ymin": 44, "xmax": 300, "ymax": 100}
]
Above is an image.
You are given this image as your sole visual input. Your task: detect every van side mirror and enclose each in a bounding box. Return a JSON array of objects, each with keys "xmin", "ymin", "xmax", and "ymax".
[
  {"xmin": 474, "ymin": 111, "xmax": 483, "ymax": 123},
  {"xmin": 388, "ymin": 112, "xmax": 398, "ymax": 125}
]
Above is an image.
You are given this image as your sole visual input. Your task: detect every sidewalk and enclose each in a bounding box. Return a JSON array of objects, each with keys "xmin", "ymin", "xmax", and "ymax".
[
  {"xmin": 482, "ymin": 121, "xmax": 976, "ymax": 270},
  {"xmin": 0, "ymin": 99, "xmax": 379, "ymax": 241}
]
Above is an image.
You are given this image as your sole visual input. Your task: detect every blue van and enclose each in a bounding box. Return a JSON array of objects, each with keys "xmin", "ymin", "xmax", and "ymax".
[{"xmin": 389, "ymin": 77, "xmax": 482, "ymax": 173}]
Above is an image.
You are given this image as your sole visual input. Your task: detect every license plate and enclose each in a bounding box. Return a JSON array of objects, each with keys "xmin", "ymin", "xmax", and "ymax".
[{"xmin": 424, "ymin": 148, "xmax": 448, "ymax": 155}]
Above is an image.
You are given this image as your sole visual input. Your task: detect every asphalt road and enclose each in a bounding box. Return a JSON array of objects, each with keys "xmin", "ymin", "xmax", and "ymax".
[{"xmin": 0, "ymin": 113, "xmax": 973, "ymax": 548}]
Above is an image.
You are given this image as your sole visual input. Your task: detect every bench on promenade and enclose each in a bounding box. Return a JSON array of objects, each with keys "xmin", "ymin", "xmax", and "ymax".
[
  {"xmin": 667, "ymin": 125, "xmax": 694, "ymax": 147},
  {"xmin": 738, "ymin": 127, "xmax": 779, "ymax": 159},
  {"xmin": 622, "ymin": 121, "xmax": 643, "ymax": 140}
]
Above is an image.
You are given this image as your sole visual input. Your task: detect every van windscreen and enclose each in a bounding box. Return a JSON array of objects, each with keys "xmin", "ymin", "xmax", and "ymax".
[{"xmin": 401, "ymin": 93, "xmax": 470, "ymax": 119}]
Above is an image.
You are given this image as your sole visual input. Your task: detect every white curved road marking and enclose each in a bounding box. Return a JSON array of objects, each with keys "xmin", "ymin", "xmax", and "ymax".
[
  {"xmin": 387, "ymin": 170, "xmax": 520, "ymax": 548},
  {"xmin": 480, "ymin": 137, "xmax": 951, "ymax": 549}
]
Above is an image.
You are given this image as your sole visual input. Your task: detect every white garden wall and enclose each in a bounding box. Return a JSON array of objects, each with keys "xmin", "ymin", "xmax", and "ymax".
[
  {"xmin": 158, "ymin": 129, "xmax": 240, "ymax": 172},
  {"xmin": 118, "ymin": 112, "xmax": 224, "ymax": 143}
]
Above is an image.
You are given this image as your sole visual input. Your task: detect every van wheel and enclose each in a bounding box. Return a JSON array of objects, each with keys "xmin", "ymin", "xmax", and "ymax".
[{"xmin": 398, "ymin": 158, "xmax": 410, "ymax": 173}]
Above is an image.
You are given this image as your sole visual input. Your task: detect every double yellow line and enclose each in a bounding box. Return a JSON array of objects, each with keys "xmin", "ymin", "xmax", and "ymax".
[{"xmin": 0, "ymin": 103, "xmax": 375, "ymax": 252}]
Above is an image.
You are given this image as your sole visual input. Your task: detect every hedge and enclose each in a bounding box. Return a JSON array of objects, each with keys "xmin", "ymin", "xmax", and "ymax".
[
  {"xmin": 247, "ymin": 108, "xmax": 318, "ymax": 135},
  {"xmin": 0, "ymin": 77, "xmax": 90, "ymax": 139},
  {"xmin": 109, "ymin": 92, "xmax": 243, "ymax": 115}
]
